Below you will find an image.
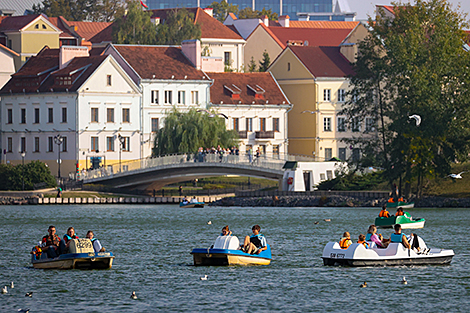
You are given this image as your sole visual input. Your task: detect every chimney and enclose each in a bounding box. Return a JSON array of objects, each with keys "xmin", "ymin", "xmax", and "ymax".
[
  {"xmin": 279, "ymin": 15, "xmax": 290, "ymax": 27},
  {"xmin": 203, "ymin": 8, "xmax": 213, "ymax": 17},
  {"xmin": 263, "ymin": 15, "xmax": 269, "ymax": 27},
  {"xmin": 182, "ymin": 39, "xmax": 201, "ymax": 70},
  {"xmin": 59, "ymin": 46, "xmax": 89, "ymax": 69}
]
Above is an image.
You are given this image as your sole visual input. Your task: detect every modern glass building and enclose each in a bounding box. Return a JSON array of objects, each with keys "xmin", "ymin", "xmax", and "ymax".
[{"xmin": 144, "ymin": 0, "xmax": 348, "ymax": 21}]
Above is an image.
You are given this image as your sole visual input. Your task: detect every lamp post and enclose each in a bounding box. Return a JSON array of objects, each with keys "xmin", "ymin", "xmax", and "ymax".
[
  {"xmin": 118, "ymin": 134, "xmax": 125, "ymax": 173},
  {"xmin": 21, "ymin": 152, "xmax": 25, "ymax": 190},
  {"xmin": 54, "ymin": 134, "xmax": 63, "ymax": 178}
]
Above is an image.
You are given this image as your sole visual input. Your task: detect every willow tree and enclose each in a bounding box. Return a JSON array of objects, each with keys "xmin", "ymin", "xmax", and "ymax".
[
  {"xmin": 152, "ymin": 108, "xmax": 239, "ymax": 156},
  {"xmin": 342, "ymin": 0, "xmax": 470, "ymax": 197}
]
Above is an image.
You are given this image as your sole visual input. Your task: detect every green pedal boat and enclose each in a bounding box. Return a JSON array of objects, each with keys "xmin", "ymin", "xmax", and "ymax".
[{"xmin": 375, "ymin": 212, "xmax": 425, "ymax": 229}]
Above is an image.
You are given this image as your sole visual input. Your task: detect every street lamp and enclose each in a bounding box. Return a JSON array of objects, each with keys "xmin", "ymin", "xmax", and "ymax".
[
  {"xmin": 118, "ymin": 134, "xmax": 126, "ymax": 173},
  {"xmin": 54, "ymin": 134, "xmax": 63, "ymax": 178},
  {"xmin": 21, "ymin": 152, "xmax": 25, "ymax": 190}
]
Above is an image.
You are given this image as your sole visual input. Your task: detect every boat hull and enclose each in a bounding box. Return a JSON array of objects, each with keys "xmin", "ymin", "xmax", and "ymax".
[
  {"xmin": 32, "ymin": 252, "xmax": 114, "ymax": 270},
  {"xmin": 191, "ymin": 246, "xmax": 271, "ymax": 266},
  {"xmin": 387, "ymin": 201, "xmax": 415, "ymax": 209},
  {"xmin": 180, "ymin": 202, "xmax": 204, "ymax": 208},
  {"xmin": 375, "ymin": 215, "xmax": 425, "ymax": 229}
]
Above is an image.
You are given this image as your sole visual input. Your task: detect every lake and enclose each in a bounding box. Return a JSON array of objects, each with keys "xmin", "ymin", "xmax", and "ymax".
[{"xmin": 0, "ymin": 205, "xmax": 468, "ymax": 312}]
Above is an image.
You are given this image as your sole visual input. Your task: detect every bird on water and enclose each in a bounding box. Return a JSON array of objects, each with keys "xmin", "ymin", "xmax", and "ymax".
[{"xmin": 130, "ymin": 291, "xmax": 137, "ymax": 300}]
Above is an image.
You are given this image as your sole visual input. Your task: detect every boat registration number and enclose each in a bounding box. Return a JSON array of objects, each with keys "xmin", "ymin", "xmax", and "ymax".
[{"xmin": 330, "ymin": 253, "xmax": 345, "ymax": 259}]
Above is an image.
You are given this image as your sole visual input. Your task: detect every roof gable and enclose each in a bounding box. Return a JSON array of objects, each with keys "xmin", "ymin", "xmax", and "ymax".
[{"xmin": 0, "ymin": 14, "xmax": 43, "ymax": 32}]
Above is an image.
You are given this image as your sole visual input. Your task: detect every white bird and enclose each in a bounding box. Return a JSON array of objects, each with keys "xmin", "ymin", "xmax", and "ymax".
[
  {"xmin": 300, "ymin": 110, "xmax": 320, "ymax": 114},
  {"xmin": 200, "ymin": 275, "xmax": 208, "ymax": 280},
  {"xmin": 197, "ymin": 109, "xmax": 228, "ymax": 119},
  {"xmin": 402, "ymin": 276, "xmax": 408, "ymax": 285},
  {"xmin": 130, "ymin": 291, "xmax": 137, "ymax": 300},
  {"xmin": 207, "ymin": 221, "xmax": 212, "ymax": 225},
  {"xmin": 447, "ymin": 171, "xmax": 466, "ymax": 179},
  {"xmin": 10, "ymin": 282, "xmax": 14, "ymax": 289},
  {"xmin": 409, "ymin": 114, "xmax": 421, "ymax": 126},
  {"xmin": 1, "ymin": 286, "xmax": 7, "ymax": 294},
  {"xmin": 25, "ymin": 292, "xmax": 33, "ymax": 297}
]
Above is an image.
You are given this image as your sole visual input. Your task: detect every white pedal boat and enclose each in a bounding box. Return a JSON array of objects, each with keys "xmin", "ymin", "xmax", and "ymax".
[{"xmin": 322, "ymin": 239, "xmax": 454, "ymax": 267}]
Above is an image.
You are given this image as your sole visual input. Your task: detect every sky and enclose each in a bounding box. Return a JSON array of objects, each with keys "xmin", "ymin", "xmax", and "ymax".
[{"xmin": 348, "ymin": 0, "xmax": 470, "ymax": 21}]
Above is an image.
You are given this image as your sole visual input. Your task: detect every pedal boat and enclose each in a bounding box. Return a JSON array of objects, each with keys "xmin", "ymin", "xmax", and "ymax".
[
  {"xmin": 375, "ymin": 212, "xmax": 425, "ymax": 229},
  {"xmin": 322, "ymin": 240, "xmax": 454, "ymax": 267},
  {"xmin": 31, "ymin": 239, "xmax": 114, "ymax": 270},
  {"xmin": 386, "ymin": 201, "xmax": 415, "ymax": 209},
  {"xmin": 191, "ymin": 235, "xmax": 271, "ymax": 266},
  {"xmin": 180, "ymin": 201, "xmax": 205, "ymax": 208}
]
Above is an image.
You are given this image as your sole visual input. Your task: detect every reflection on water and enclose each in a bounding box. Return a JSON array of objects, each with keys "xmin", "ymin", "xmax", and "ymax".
[{"xmin": 0, "ymin": 205, "xmax": 469, "ymax": 312}]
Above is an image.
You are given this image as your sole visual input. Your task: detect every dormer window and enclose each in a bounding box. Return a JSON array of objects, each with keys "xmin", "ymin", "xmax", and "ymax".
[
  {"xmin": 247, "ymin": 84, "xmax": 265, "ymax": 99},
  {"xmin": 224, "ymin": 84, "xmax": 241, "ymax": 99},
  {"xmin": 107, "ymin": 75, "xmax": 112, "ymax": 86},
  {"xmin": 56, "ymin": 76, "xmax": 72, "ymax": 86},
  {"xmin": 42, "ymin": 24, "xmax": 46, "ymax": 29}
]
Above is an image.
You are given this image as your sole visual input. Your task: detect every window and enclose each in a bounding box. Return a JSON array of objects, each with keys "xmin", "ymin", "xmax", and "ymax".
[
  {"xmin": 339, "ymin": 148, "xmax": 346, "ymax": 161},
  {"xmin": 246, "ymin": 118, "xmax": 253, "ymax": 132},
  {"xmin": 107, "ymin": 137, "xmax": 114, "ymax": 151},
  {"xmin": 191, "ymin": 91, "xmax": 198, "ymax": 104},
  {"xmin": 20, "ymin": 108, "xmax": 26, "ymax": 124},
  {"xmin": 42, "ymin": 24, "xmax": 46, "ymax": 29},
  {"xmin": 224, "ymin": 51, "xmax": 231, "ymax": 66},
  {"xmin": 60, "ymin": 136, "xmax": 67, "ymax": 152},
  {"xmin": 34, "ymin": 137, "xmax": 40, "ymax": 152},
  {"xmin": 121, "ymin": 137, "xmax": 130, "ymax": 151},
  {"xmin": 260, "ymin": 145, "xmax": 266, "ymax": 155},
  {"xmin": 326, "ymin": 170, "xmax": 333, "ymax": 180},
  {"xmin": 352, "ymin": 148, "xmax": 360, "ymax": 162},
  {"xmin": 91, "ymin": 137, "xmax": 99, "ymax": 152},
  {"xmin": 20, "ymin": 137, "xmax": 26, "ymax": 153},
  {"xmin": 365, "ymin": 117, "xmax": 375, "ymax": 132},
  {"xmin": 337, "ymin": 117, "xmax": 346, "ymax": 132},
  {"xmin": 91, "ymin": 108, "xmax": 99, "ymax": 123},
  {"xmin": 7, "ymin": 137, "xmax": 12, "ymax": 152},
  {"xmin": 7, "ymin": 109, "xmax": 12, "ymax": 124},
  {"xmin": 151, "ymin": 118, "xmax": 159, "ymax": 132},
  {"xmin": 48, "ymin": 137, "xmax": 53, "ymax": 152},
  {"xmin": 35, "ymin": 24, "xmax": 39, "ymax": 29},
  {"xmin": 106, "ymin": 75, "xmax": 112, "ymax": 86},
  {"xmin": 352, "ymin": 117, "xmax": 360, "ymax": 132},
  {"xmin": 164, "ymin": 90, "xmax": 172, "ymax": 104},
  {"xmin": 122, "ymin": 108, "xmax": 130, "ymax": 123},
  {"xmin": 323, "ymin": 89, "xmax": 331, "ymax": 101},
  {"xmin": 151, "ymin": 90, "xmax": 159, "ymax": 104},
  {"xmin": 273, "ymin": 145, "xmax": 280, "ymax": 158},
  {"xmin": 177, "ymin": 91, "xmax": 185, "ymax": 104},
  {"xmin": 107, "ymin": 108, "xmax": 114, "ymax": 123},
  {"xmin": 325, "ymin": 148, "xmax": 332, "ymax": 161},
  {"xmin": 260, "ymin": 118, "xmax": 266, "ymax": 131},
  {"xmin": 273, "ymin": 118, "xmax": 280, "ymax": 132},
  {"xmin": 7, "ymin": 39, "xmax": 12, "ymax": 49},
  {"xmin": 61, "ymin": 107, "xmax": 67, "ymax": 123},
  {"xmin": 320, "ymin": 173, "xmax": 326, "ymax": 181},
  {"xmin": 287, "ymin": 62, "xmax": 291, "ymax": 71},
  {"xmin": 323, "ymin": 117, "xmax": 331, "ymax": 132},
  {"xmin": 34, "ymin": 108, "xmax": 40, "ymax": 124},
  {"xmin": 48, "ymin": 108, "xmax": 53, "ymax": 123},
  {"xmin": 233, "ymin": 118, "xmax": 239, "ymax": 131},
  {"xmin": 338, "ymin": 89, "xmax": 346, "ymax": 102}
]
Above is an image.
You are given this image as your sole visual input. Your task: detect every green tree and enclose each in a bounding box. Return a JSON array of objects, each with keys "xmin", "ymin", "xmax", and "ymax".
[
  {"xmin": 96, "ymin": 0, "xmax": 127, "ymax": 22},
  {"xmin": 153, "ymin": 107, "xmax": 238, "ymax": 156},
  {"xmin": 248, "ymin": 56, "xmax": 257, "ymax": 72},
  {"xmin": 258, "ymin": 50, "xmax": 270, "ymax": 72},
  {"xmin": 33, "ymin": 0, "xmax": 101, "ymax": 21},
  {"xmin": 209, "ymin": 0, "xmax": 239, "ymax": 22},
  {"xmin": 0, "ymin": 161, "xmax": 56, "ymax": 191},
  {"xmin": 112, "ymin": 1, "xmax": 157, "ymax": 45},
  {"xmin": 238, "ymin": 7, "xmax": 278, "ymax": 20},
  {"xmin": 342, "ymin": 0, "xmax": 470, "ymax": 198},
  {"xmin": 155, "ymin": 8, "xmax": 201, "ymax": 45}
]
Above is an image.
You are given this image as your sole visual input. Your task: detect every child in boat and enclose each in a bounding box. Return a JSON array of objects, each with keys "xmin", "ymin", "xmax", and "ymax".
[
  {"xmin": 86, "ymin": 230, "xmax": 106, "ymax": 253},
  {"xmin": 357, "ymin": 234, "xmax": 369, "ymax": 249},
  {"xmin": 339, "ymin": 232, "xmax": 352, "ymax": 249},
  {"xmin": 379, "ymin": 205, "xmax": 391, "ymax": 218},
  {"xmin": 220, "ymin": 225, "xmax": 232, "ymax": 236},
  {"xmin": 242, "ymin": 225, "xmax": 267, "ymax": 254},
  {"xmin": 366, "ymin": 225, "xmax": 390, "ymax": 248}
]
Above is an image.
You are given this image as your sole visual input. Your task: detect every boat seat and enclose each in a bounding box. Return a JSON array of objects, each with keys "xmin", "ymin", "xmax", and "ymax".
[
  {"xmin": 367, "ymin": 241, "xmax": 376, "ymax": 249},
  {"xmin": 213, "ymin": 236, "xmax": 240, "ymax": 250},
  {"xmin": 68, "ymin": 239, "xmax": 94, "ymax": 254}
]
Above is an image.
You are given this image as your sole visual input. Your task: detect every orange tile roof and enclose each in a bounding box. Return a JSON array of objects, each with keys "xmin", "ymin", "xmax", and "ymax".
[
  {"xmin": 207, "ymin": 72, "xmax": 289, "ymax": 105},
  {"xmin": 0, "ymin": 43, "xmax": 19, "ymax": 56},
  {"xmin": 65, "ymin": 20, "xmax": 113, "ymax": 42},
  {"xmin": 150, "ymin": 7, "xmax": 242, "ymax": 40},
  {"xmin": 289, "ymin": 21, "xmax": 360, "ymax": 29}
]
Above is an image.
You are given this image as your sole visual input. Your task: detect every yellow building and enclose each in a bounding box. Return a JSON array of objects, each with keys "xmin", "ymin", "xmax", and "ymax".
[
  {"xmin": 0, "ymin": 14, "xmax": 61, "ymax": 69},
  {"xmin": 270, "ymin": 45, "xmax": 365, "ymax": 161}
]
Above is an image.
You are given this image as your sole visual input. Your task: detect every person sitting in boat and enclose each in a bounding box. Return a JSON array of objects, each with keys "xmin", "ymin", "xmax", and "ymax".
[
  {"xmin": 396, "ymin": 208, "xmax": 405, "ymax": 216},
  {"xmin": 390, "ymin": 224, "xmax": 411, "ymax": 249},
  {"xmin": 339, "ymin": 232, "xmax": 352, "ymax": 249},
  {"xmin": 242, "ymin": 225, "xmax": 267, "ymax": 254},
  {"xmin": 220, "ymin": 225, "xmax": 232, "ymax": 236},
  {"xmin": 190, "ymin": 197, "xmax": 198, "ymax": 203},
  {"xmin": 60, "ymin": 226, "xmax": 79, "ymax": 254},
  {"xmin": 41, "ymin": 225, "xmax": 61, "ymax": 258},
  {"xmin": 378, "ymin": 205, "xmax": 391, "ymax": 218},
  {"xmin": 366, "ymin": 225, "xmax": 390, "ymax": 248},
  {"xmin": 86, "ymin": 230, "xmax": 106, "ymax": 253},
  {"xmin": 357, "ymin": 234, "xmax": 370, "ymax": 249},
  {"xmin": 182, "ymin": 197, "xmax": 189, "ymax": 205}
]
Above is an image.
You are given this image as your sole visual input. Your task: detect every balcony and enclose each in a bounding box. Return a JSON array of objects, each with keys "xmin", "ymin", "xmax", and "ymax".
[
  {"xmin": 237, "ymin": 130, "xmax": 247, "ymax": 139},
  {"xmin": 255, "ymin": 131, "xmax": 275, "ymax": 139}
]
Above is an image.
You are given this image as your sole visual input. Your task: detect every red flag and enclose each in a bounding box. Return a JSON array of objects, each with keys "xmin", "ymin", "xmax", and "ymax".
[{"xmin": 140, "ymin": 1, "xmax": 148, "ymax": 9}]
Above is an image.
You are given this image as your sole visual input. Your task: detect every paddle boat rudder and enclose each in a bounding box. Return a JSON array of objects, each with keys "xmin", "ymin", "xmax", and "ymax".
[{"xmin": 191, "ymin": 235, "xmax": 271, "ymax": 266}]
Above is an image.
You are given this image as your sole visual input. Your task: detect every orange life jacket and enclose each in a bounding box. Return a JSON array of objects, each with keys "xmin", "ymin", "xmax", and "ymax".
[
  {"xmin": 339, "ymin": 238, "xmax": 351, "ymax": 249},
  {"xmin": 398, "ymin": 197, "xmax": 404, "ymax": 202},
  {"xmin": 388, "ymin": 198, "xmax": 394, "ymax": 203},
  {"xmin": 379, "ymin": 210, "xmax": 390, "ymax": 218},
  {"xmin": 396, "ymin": 211, "xmax": 404, "ymax": 216},
  {"xmin": 357, "ymin": 240, "xmax": 369, "ymax": 249}
]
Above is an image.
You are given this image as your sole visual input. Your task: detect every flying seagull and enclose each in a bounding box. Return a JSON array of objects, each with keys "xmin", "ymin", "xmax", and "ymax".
[
  {"xmin": 197, "ymin": 109, "xmax": 228, "ymax": 119},
  {"xmin": 409, "ymin": 114, "xmax": 421, "ymax": 126},
  {"xmin": 447, "ymin": 171, "xmax": 466, "ymax": 179}
]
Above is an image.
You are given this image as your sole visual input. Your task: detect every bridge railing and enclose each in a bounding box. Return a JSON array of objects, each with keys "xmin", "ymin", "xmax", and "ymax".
[{"xmin": 79, "ymin": 152, "xmax": 296, "ymax": 181}]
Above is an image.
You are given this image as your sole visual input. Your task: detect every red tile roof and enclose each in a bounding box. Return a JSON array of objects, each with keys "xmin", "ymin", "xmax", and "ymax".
[
  {"xmin": 48, "ymin": 17, "xmax": 74, "ymax": 38},
  {"xmin": 268, "ymin": 27, "xmax": 353, "ymax": 49},
  {"xmin": 112, "ymin": 45, "xmax": 206, "ymax": 80},
  {"xmin": 150, "ymin": 8, "xmax": 242, "ymax": 40},
  {"xmin": 0, "ymin": 14, "xmax": 41, "ymax": 32},
  {"xmin": 66, "ymin": 20, "xmax": 113, "ymax": 43},
  {"xmin": 207, "ymin": 72, "xmax": 289, "ymax": 105},
  {"xmin": 289, "ymin": 46, "xmax": 354, "ymax": 78},
  {"xmin": 289, "ymin": 21, "xmax": 360, "ymax": 29}
]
